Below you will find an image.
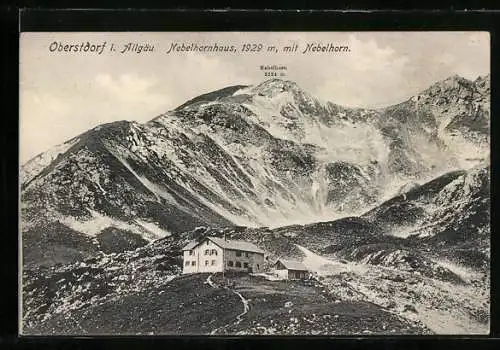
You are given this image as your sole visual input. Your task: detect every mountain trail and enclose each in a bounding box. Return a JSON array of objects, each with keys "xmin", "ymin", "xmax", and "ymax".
[
  {"xmin": 233, "ymin": 289, "xmax": 250, "ymax": 323},
  {"xmin": 208, "ymin": 273, "xmax": 250, "ymax": 335},
  {"xmin": 205, "ymin": 273, "xmax": 218, "ymax": 288}
]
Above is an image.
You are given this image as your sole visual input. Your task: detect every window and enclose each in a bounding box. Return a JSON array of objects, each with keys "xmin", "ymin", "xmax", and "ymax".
[
  {"xmin": 211, "ymin": 249, "xmax": 217, "ymax": 255},
  {"xmin": 185, "ymin": 261, "xmax": 190, "ymax": 266},
  {"xmin": 257, "ymin": 264, "xmax": 260, "ymax": 270},
  {"xmin": 205, "ymin": 260, "xmax": 209, "ymax": 266},
  {"xmin": 191, "ymin": 261, "xmax": 196, "ymax": 266},
  {"xmin": 211, "ymin": 260, "xmax": 216, "ymax": 266},
  {"xmin": 227, "ymin": 261, "xmax": 234, "ymax": 267},
  {"xmin": 236, "ymin": 251, "xmax": 242, "ymax": 257},
  {"xmin": 243, "ymin": 262, "xmax": 249, "ymax": 268},
  {"xmin": 206, "ymin": 241, "xmax": 209, "ymax": 245},
  {"xmin": 189, "ymin": 250, "xmax": 194, "ymax": 256},
  {"xmin": 236, "ymin": 261, "xmax": 242, "ymax": 268},
  {"xmin": 205, "ymin": 249, "xmax": 210, "ymax": 255}
]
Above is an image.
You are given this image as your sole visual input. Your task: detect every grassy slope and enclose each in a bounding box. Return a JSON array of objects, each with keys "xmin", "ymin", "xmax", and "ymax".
[
  {"xmin": 25, "ymin": 272, "xmax": 429, "ymax": 335},
  {"xmin": 24, "ymin": 273, "xmax": 241, "ymax": 335},
  {"xmin": 213, "ymin": 274, "xmax": 428, "ymax": 335}
]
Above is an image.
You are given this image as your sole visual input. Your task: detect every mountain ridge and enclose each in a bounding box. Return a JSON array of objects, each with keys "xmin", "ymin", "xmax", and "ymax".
[{"xmin": 21, "ymin": 74, "xmax": 490, "ymax": 266}]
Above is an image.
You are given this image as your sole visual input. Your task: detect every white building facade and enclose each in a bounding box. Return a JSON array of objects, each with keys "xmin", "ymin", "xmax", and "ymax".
[{"xmin": 182, "ymin": 237, "xmax": 265, "ymax": 274}]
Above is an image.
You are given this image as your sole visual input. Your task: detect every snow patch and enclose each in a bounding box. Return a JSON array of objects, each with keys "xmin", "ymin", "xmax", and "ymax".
[
  {"xmin": 232, "ymin": 86, "xmax": 254, "ymax": 96},
  {"xmin": 431, "ymin": 259, "xmax": 478, "ymax": 283},
  {"xmin": 134, "ymin": 219, "xmax": 171, "ymax": 240},
  {"xmin": 295, "ymin": 244, "xmax": 368, "ymax": 276},
  {"xmin": 109, "ymin": 149, "xmax": 179, "ymax": 205},
  {"xmin": 58, "ymin": 210, "xmax": 136, "ymax": 237}
]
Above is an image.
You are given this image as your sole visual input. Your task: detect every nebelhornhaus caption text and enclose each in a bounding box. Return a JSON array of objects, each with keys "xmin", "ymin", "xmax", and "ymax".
[{"xmin": 47, "ymin": 41, "xmax": 351, "ymax": 55}]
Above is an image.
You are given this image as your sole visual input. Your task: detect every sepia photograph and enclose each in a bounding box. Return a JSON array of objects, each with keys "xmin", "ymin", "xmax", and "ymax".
[{"xmin": 19, "ymin": 31, "xmax": 490, "ymax": 335}]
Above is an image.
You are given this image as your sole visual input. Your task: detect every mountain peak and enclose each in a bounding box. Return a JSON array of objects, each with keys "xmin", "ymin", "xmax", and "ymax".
[
  {"xmin": 447, "ymin": 73, "xmax": 465, "ymax": 81},
  {"xmin": 437, "ymin": 74, "xmax": 472, "ymax": 87},
  {"xmin": 251, "ymin": 78, "xmax": 305, "ymax": 98},
  {"xmin": 255, "ymin": 78, "xmax": 299, "ymax": 89},
  {"xmin": 476, "ymin": 73, "xmax": 490, "ymax": 81},
  {"xmin": 474, "ymin": 74, "xmax": 490, "ymax": 87},
  {"xmin": 442, "ymin": 74, "xmax": 490, "ymax": 88},
  {"xmin": 417, "ymin": 74, "xmax": 474, "ymax": 97}
]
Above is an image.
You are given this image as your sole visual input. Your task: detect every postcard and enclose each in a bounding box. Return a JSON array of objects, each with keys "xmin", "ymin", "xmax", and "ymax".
[{"xmin": 19, "ymin": 31, "xmax": 490, "ymax": 335}]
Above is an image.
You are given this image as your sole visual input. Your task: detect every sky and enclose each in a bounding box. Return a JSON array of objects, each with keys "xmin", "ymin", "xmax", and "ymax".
[{"xmin": 20, "ymin": 31, "xmax": 490, "ymax": 163}]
